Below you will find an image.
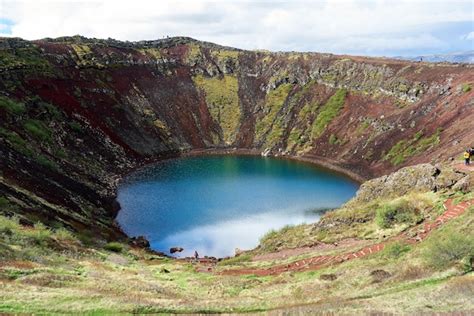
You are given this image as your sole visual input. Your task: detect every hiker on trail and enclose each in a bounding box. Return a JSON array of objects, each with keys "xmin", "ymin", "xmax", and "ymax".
[
  {"xmin": 464, "ymin": 150, "xmax": 471, "ymax": 165},
  {"xmin": 194, "ymin": 250, "xmax": 199, "ymax": 260}
]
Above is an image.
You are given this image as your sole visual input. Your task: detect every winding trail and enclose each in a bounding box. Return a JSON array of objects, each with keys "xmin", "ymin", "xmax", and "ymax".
[{"xmin": 215, "ymin": 198, "xmax": 473, "ymax": 276}]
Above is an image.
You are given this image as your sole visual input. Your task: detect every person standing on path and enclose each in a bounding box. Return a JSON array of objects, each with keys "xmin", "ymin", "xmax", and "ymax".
[{"xmin": 464, "ymin": 150, "xmax": 471, "ymax": 165}]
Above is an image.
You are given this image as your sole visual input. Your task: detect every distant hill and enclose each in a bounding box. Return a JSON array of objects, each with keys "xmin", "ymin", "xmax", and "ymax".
[{"xmin": 395, "ymin": 51, "xmax": 474, "ymax": 64}]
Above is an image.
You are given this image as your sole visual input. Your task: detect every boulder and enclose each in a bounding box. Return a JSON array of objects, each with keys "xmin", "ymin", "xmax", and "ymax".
[
  {"xmin": 452, "ymin": 175, "xmax": 472, "ymax": 193},
  {"xmin": 170, "ymin": 247, "xmax": 184, "ymax": 254},
  {"xmin": 348, "ymin": 164, "xmax": 440, "ymax": 205},
  {"xmin": 130, "ymin": 236, "xmax": 150, "ymax": 248},
  {"xmin": 235, "ymin": 248, "xmax": 244, "ymax": 256}
]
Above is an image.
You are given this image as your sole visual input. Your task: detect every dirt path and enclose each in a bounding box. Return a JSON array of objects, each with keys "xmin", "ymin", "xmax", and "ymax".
[
  {"xmin": 453, "ymin": 162, "xmax": 474, "ymax": 173},
  {"xmin": 217, "ymin": 198, "xmax": 473, "ymax": 276}
]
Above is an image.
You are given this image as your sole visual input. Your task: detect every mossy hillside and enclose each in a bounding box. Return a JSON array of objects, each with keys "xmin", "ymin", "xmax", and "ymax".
[
  {"xmin": 263, "ymin": 85, "xmax": 309, "ymax": 149},
  {"xmin": 210, "ymin": 49, "xmax": 240, "ymax": 68},
  {"xmin": 185, "ymin": 43, "xmax": 203, "ymax": 64},
  {"xmin": 286, "ymin": 101, "xmax": 319, "ymax": 152},
  {"xmin": 0, "ymin": 44, "xmax": 51, "ymax": 71},
  {"xmin": 311, "ymin": 89, "xmax": 347, "ymax": 139},
  {"xmin": 69, "ymin": 43, "xmax": 106, "ymax": 68},
  {"xmin": 255, "ymin": 83, "xmax": 293, "ymax": 143},
  {"xmin": 258, "ymin": 191, "xmax": 441, "ymax": 251},
  {"xmin": 384, "ymin": 128, "xmax": 442, "ymax": 166},
  {"xmin": 192, "ymin": 74, "xmax": 241, "ymax": 144}
]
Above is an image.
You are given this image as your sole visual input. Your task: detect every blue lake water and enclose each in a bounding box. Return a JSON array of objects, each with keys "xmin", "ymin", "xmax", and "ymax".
[{"xmin": 116, "ymin": 155, "xmax": 359, "ymax": 257}]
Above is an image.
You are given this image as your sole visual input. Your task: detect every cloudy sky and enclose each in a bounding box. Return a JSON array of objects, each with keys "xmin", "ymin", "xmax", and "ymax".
[{"xmin": 0, "ymin": 0, "xmax": 472, "ymax": 56}]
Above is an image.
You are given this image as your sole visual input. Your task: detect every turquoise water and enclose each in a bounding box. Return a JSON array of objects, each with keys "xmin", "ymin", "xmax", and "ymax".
[{"xmin": 116, "ymin": 156, "xmax": 358, "ymax": 257}]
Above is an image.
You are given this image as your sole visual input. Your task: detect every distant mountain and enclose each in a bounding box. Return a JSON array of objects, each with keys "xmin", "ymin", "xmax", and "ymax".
[{"xmin": 395, "ymin": 51, "xmax": 474, "ymax": 64}]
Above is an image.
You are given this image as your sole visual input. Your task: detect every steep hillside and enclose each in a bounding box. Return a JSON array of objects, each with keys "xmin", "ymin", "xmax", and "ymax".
[{"xmin": 0, "ymin": 35, "xmax": 473, "ymax": 238}]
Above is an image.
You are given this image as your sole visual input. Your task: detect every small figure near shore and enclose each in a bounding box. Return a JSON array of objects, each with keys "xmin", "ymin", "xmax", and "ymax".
[
  {"xmin": 464, "ymin": 150, "xmax": 471, "ymax": 165},
  {"xmin": 194, "ymin": 250, "xmax": 199, "ymax": 260}
]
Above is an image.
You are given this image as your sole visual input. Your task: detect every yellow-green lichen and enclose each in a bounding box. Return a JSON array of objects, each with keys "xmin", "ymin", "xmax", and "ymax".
[
  {"xmin": 193, "ymin": 74, "xmax": 241, "ymax": 144},
  {"xmin": 185, "ymin": 44, "xmax": 202, "ymax": 64},
  {"xmin": 138, "ymin": 48, "xmax": 162, "ymax": 60},
  {"xmin": 153, "ymin": 119, "xmax": 171, "ymax": 136}
]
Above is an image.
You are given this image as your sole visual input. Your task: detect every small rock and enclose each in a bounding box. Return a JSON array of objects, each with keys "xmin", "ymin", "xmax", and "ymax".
[
  {"xmin": 160, "ymin": 268, "xmax": 170, "ymax": 273},
  {"xmin": 370, "ymin": 269, "xmax": 391, "ymax": 283},
  {"xmin": 320, "ymin": 273, "xmax": 337, "ymax": 281},
  {"xmin": 170, "ymin": 247, "xmax": 184, "ymax": 254}
]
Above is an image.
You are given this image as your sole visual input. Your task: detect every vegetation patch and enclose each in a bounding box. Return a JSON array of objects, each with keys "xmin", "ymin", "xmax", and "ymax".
[
  {"xmin": 462, "ymin": 83, "xmax": 472, "ymax": 93},
  {"xmin": 0, "ymin": 128, "xmax": 34, "ymax": 156},
  {"xmin": 375, "ymin": 198, "xmax": 423, "ymax": 229},
  {"xmin": 193, "ymin": 74, "xmax": 241, "ymax": 144},
  {"xmin": 36, "ymin": 155, "xmax": 57, "ymax": 170},
  {"xmin": 255, "ymin": 83, "xmax": 293, "ymax": 142},
  {"xmin": 23, "ymin": 119, "xmax": 52, "ymax": 143},
  {"xmin": 104, "ymin": 242, "xmax": 125, "ymax": 253},
  {"xmin": 379, "ymin": 241, "xmax": 411, "ymax": 259},
  {"xmin": 422, "ymin": 227, "xmax": 474, "ymax": 270},
  {"xmin": 311, "ymin": 89, "xmax": 347, "ymax": 139},
  {"xmin": 384, "ymin": 128, "xmax": 442, "ymax": 166},
  {"xmin": 0, "ymin": 96, "xmax": 26, "ymax": 114},
  {"xmin": 0, "ymin": 46, "xmax": 51, "ymax": 70}
]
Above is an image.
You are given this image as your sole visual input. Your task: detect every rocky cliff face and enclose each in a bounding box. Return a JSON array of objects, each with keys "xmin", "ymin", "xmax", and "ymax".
[{"xmin": 1, "ymin": 36, "xmax": 473, "ymax": 239}]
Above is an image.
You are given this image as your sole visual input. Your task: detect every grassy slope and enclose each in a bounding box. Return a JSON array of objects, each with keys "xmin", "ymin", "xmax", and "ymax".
[{"xmin": 1, "ymin": 180, "xmax": 473, "ymax": 314}]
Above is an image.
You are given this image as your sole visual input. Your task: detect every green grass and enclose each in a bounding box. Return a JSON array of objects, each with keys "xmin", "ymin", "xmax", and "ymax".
[
  {"xmin": 0, "ymin": 127, "xmax": 34, "ymax": 156},
  {"xmin": 0, "ymin": 96, "xmax": 26, "ymax": 114},
  {"xmin": 379, "ymin": 241, "xmax": 412, "ymax": 259},
  {"xmin": 219, "ymin": 254, "xmax": 252, "ymax": 266},
  {"xmin": 311, "ymin": 89, "xmax": 347, "ymax": 139},
  {"xmin": 384, "ymin": 128, "xmax": 442, "ymax": 166},
  {"xmin": 104, "ymin": 241, "xmax": 125, "ymax": 253},
  {"xmin": 422, "ymin": 227, "xmax": 474, "ymax": 270},
  {"xmin": 35, "ymin": 155, "xmax": 57, "ymax": 170},
  {"xmin": 375, "ymin": 198, "xmax": 423, "ymax": 229},
  {"xmin": 462, "ymin": 83, "xmax": 472, "ymax": 93},
  {"xmin": 23, "ymin": 119, "xmax": 52, "ymax": 143},
  {"xmin": 69, "ymin": 121, "xmax": 84, "ymax": 133}
]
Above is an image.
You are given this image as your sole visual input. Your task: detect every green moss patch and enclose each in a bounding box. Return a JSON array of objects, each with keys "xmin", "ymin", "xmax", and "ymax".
[
  {"xmin": 23, "ymin": 119, "xmax": 52, "ymax": 143},
  {"xmin": 0, "ymin": 96, "xmax": 26, "ymax": 115},
  {"xmin": 193, "ymin": 74, "xmax": 241, "ymax": 144},
  {"xmin": 311, "ymin": 89, "xmax": 347, "ymax": 139},
  {"xmin": 255, "ymin": 83, "xmax": 293, "ymax": 142},
  {"xmin": 384, "ymin": 128, "xmax": 442, "ymax": 166}
]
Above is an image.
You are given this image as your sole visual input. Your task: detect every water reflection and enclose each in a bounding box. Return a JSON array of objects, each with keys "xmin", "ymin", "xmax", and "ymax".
[{"xmin": 156, "ymin": 209, "xmax": 323, "ymax": 258}]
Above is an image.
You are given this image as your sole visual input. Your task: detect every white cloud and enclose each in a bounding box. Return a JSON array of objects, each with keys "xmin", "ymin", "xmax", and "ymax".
[
  {"xmin": 0, "ymin": 0, "xmax": 472, "ymax": 55},
  {"xmin": 464, "ymin": 31, "xmax": 474, "ymax": 40}
]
